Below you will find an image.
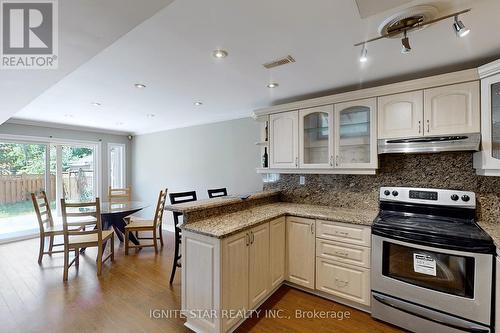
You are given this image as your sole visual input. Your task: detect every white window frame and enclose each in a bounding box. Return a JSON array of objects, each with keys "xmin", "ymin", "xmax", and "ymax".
[{"xmin": 107, "ymin": 143, "xmax": 126, "ymax": 189}]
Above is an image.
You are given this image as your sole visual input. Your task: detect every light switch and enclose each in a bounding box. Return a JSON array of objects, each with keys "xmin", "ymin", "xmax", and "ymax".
[{"xmin": 299, "ymin": 176, "xmax": 305, "ymax": 185}]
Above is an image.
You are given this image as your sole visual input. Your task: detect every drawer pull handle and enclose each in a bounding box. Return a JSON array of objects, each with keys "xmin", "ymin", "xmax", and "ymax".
[
  {"xmin": 335, "ymin": 278, "xmax": 349, "ymax": 287},
  {"xmin": 334, "ymin": 251, "xmax": 348, "ymax": 257},
  {"xmin": 335, "ymin": 231, "xmax": 349, "ymax": 237}
]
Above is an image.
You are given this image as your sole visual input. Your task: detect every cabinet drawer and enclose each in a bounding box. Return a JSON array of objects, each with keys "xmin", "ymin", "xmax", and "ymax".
[
  {"xmin": 316, "ymin": 258, "xmax": 370, "ymax": 306},
  {"xmin": 316, "ymin": 220, "xmax": 371, "ymax": 247},
  {"xmin": 316, "ymin": 239, "xmax": 370, "ymax": 268}
]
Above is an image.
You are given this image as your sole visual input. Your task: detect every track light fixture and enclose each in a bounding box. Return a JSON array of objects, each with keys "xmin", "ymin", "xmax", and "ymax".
[
  {"xmin": 354, "ymin": 8, "xmax": 471, "ymax": 63},
  {"xmin": 401, "ymin": 31, "xmax": 411, "ymax": 54},
  {"xmin": 453, "ymin": 15, "xmax": 470, "ymax": 38},
  {"xmin": 359, "ymin": 44, "xmax": 368, "ymax": 63}
]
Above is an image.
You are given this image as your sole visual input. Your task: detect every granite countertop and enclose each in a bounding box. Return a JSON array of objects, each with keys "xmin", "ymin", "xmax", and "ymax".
[
  {"xmin": 164, "ymin": 190, "xmax": 280, "ymax": 213},
  {"xmin": 477, "ymin": 221, "xmax": 500, "ymax": 249},
  {"xmin": 180, "ymin": 202, "xmax": 378, "ymax": 238}
]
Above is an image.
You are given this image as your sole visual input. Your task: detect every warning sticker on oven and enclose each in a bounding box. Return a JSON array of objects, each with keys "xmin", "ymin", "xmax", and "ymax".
[{"xmin": 413, "ymin": 253, "xmax": 437, "ymax": 276}]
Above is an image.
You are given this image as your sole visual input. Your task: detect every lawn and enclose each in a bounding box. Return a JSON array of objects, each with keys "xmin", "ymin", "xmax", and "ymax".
[{"xmin": 0, "ymin": 200, "xmax": 56, "ymax": 218}]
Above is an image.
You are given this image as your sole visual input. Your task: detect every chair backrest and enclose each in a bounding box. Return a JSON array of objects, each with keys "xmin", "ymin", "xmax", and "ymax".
[
  {"xmin": 169, "ymin": 191, "xmax": 197, "ymax": 227},
  {"xmin": 207, "ymin": 188, "xmax": 227, "ymax": 198},
  {"xmin": 61, "ymin": 198, "xmax": 102, "ymax": 243},
  {"xmin": 31, "ymin": 191, "xmax": 54, "ymax": 233},
  {"xmin": 152, "ymin": 188, "xmax": 168, "ymax": 228},
  {"xmin": 108, "ymin": 186, "xmax": 131, "ymax": 202}
]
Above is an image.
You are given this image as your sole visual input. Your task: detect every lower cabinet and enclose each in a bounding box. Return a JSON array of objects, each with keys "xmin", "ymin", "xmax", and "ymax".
[
  {"xmin": 286, "ymin": 216, "xmax": 316, "ymax": 289},
  {"xmin": 248, "ymin": 222, "xmax": 270, "ymax": 308},
  {"xmin": 269, "ymin": 217, "xmax": 286, "ymax": 289},
  {"xmin": 316, "ymin": 257, "xmax": 370, "ymax": 306}
]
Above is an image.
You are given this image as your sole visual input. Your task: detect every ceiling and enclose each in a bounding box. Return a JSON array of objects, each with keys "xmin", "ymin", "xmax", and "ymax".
[{"xmin": 10, "ymin": 0, "xmax": 500, "ymax": 135}]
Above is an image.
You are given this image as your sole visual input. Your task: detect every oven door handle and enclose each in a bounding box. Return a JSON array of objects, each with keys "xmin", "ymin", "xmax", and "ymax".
[{"xmin": 372, "ymin": 293, "xmax": 490, "ymax": 333}]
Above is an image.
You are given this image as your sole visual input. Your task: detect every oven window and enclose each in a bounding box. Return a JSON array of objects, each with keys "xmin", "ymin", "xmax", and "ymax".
[{"xmin": 382, "ymin": 242, "xmax": 475, "ymax": 298}]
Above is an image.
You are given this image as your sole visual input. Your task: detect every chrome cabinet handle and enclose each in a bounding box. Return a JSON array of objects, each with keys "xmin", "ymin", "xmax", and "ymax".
[
  {"xmin": 426, "ymin": 119, "xmax": 430, "ymax": 133},
  {"xmin": 335, "ymin": 230, "xmax": 349, "ymax": 237},
  {"xmin": 335, "ymin": 278, "xmax": 349, "ymax": 287},
  {"xmin": 329, "ymin": 155, "xmax": 333, "ymax": 166},
  {"xmin": 310, "ymin": 223, "xmax": 314, "ymax": 234},
  {"xmin": 251, "ymin": 231, "xmax": 254, "ymax": 244},
  {"xmin": 334, "ymin": 251, "xmax": 349, "ymax": 257},
  {"xmin": 335, "ymin": 155, "xmax": 339, "ymax": 167},
  {"xmin": 245, "ymin": 233, "xmax": 250, "ymax": 246},
  {"xmin": 295, "ymin": 157, "xmax": 298, "ymax": 167},
  {"xmin": 418, "ymin": 120, "xmax": 421, "ymax": 134}
]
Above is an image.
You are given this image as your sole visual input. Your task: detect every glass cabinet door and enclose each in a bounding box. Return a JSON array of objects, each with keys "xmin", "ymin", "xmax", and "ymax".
[
  {"xmin": 334, "ymin": 98, "xmax": 377, "ymax": 169},
  {"xmin": 299, "ymin": 105, "xmax": 333, "ymax": 168},
  {"xmin": 491, "ymin": 81, "xmax": 500, "ymax": 160}
]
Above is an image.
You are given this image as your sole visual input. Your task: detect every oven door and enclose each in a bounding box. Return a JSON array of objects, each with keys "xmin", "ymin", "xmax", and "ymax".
[{"xmin": 372, "ymin": 235, "xmax": 492, "ymax": 325}]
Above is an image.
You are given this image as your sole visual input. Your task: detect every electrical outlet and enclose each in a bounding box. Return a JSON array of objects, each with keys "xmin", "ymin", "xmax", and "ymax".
[{"xmin": 299, "ymin": 176, "xmax": 305, "ymax": 185}]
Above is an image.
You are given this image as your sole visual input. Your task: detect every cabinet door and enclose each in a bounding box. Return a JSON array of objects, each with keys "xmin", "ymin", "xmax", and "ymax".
[
  {"xmin": 222, "ymin": 231, "xmax": 249, "ymax": 331},
  {"xmin": 424, "ymin": 81, "xmax": 480, "ymax": 135},
  {"xmin": 248, "ymin": 223, "xmax": 270, "ymax": 309},
  {"xmin": 334, "ymin": 98, "xmax": 377, "ymax": 169},
  {"xmin": 316, "ymin": 257, "xmax": 370, "ymax": 306},
  {"xmin": 270, "ymin": 217, "xmax": 286, "ymax": 289},
  {"xmin": 378, "ymin": 91, "xmax": 423, "ymax": 139},
  {"xmin": 286, "ymin": 217, "xmax": 315, "ymax": 289},
  {"xmin": 269, "ymin": 111, "xmax": 299, "ymax": 168},
  {"xmin": 299, "ymin": 105, "xmax": 334, "ymax": 168}
]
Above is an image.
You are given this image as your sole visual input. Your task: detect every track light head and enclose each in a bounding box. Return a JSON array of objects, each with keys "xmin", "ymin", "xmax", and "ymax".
[
  {"xmin": 401, "ymin": 30, "xmax": 411, "ymax": 54},
  {"xmin": 453, "ymin": 15, "xmax": 470, "ymax": 37},
  {"xmin": 359, "ymin": 45, "xmax": 368, "ymax": 63}
]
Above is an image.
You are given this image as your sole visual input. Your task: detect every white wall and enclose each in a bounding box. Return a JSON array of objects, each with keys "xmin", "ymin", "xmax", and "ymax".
[{"xmin": 131, "ymin": 117, "xmax": 263, "ymax": 228}]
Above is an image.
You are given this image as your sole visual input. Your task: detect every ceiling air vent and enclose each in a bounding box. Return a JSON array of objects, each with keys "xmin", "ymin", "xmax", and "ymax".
[{"xmin": 262, "ymin": 55, "xmax": 295, "ymax": 69}]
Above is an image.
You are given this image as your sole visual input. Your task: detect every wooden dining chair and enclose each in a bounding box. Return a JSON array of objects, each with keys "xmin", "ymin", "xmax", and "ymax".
[
  {"xmin": 108, "ymin": 186, "xmax": 131, "ymax": 202},
  {"xmin": 61, "ymin": 197, "xmax": 114, "ymax": 281},
  {"xmin": 31, "ymin": 191, "xmax": 64, "ymax": 264},
  {"xmin": 169, "ymin": 190, "xmax": 197, "ymax": 284},
  {"xmin": 207, "ymin": 187, "xmax": 228, "ymax": 198},
  {"xmin": 123, "ymin": 188, "xmax": 168, "ymax": 255}
]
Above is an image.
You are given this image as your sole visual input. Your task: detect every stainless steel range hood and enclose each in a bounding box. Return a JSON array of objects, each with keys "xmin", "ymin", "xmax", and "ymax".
[{"xmin": 378, "ymin": 133, "xmax": 480, "ymax": 154}]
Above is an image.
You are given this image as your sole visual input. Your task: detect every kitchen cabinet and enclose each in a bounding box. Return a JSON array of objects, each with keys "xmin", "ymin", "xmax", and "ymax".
[
  {"xmin": 378, "ymin": 91, "xmax": 423, "ymax": 139},
  {"xmin": 269, "ymin": 217, "xmax": 286, "ymax": 289},
  {"xmin": 334, "ymin": 98, "xmax": 377, "ymax": 169},
  {"xmin": 474, "ymin": 59, "xmax": 500, "ymax": 176},
  {"xmin": 316, "ymin": 238, "xmax": 370, "ymax": 269},
  {"xmin": 316, "ymin": 257, "xmax": 370, "ymax": 306},
  {"xmin": 316, "ymin": 219, "xmax": 371, "ymax": 247},
  {"xmin": 269, "ymin": 111, "xmax": 299, "ymax": 168},
  {"xmin": 496, "ymin": 255, "xmax": 500, "ymax": 331},
  {"xmin": 299, "ymin": 105, "xmax": 334, "ymax": 168},
  {"xmin": 424, "ymin": 81, "xmax": 480, "ymax": 135},
  {"xmin": 286, "ymin": 217, "xmax": 315, "ymax": 289},
  {"xmin": 248, "ymin": 223, "xmax": 270, "ymax": 308}
]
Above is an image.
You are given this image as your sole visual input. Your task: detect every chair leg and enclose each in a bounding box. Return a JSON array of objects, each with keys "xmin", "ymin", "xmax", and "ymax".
[
  {"xmin": 111, "ymin": 234, "xmax": 115, "ymax": 262},
  {"xmin": 159, "ymin": 225, "xmax": 164, "ymax": 247},
  {"xmin": 75, "ymin": 248, "xmax": 79, "ymax": 267},
  {"xmin": 48, "ymin": 235, "xmax": 54, "ymax": 254},
  {"xmin": 97, "ymin": 246, "xmax": 103, "ymax": 276},
  {"xmin": 153, "ymin": 230, "xmax": 158, "ymax": 254},
  {"xmin": 124, "ymin": 230, "xmax": 129, "ymax": 255},
  {"xmin": 135, "ymin": 231, "xmax": 138, "ymax": 239},
  {"xmin": 38, "ymin": 235, "xmax": 45, "ymax": 264},
  {"xmin": 169, "ymin": 230, "xmax": 180, "ymax": 284},
  {"xmin": 63, "ymin": 247, "xmax": 69, "ymax": 282}
]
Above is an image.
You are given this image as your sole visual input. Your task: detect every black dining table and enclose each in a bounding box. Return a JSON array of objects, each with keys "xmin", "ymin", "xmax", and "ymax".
[{"xmin": 100, "ymin": 201, "xmax": 149, "ymax": 245}]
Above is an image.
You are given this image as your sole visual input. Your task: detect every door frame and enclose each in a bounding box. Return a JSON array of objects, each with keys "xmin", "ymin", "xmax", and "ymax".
[{"xmin": 107, "ymin": 142, "xmax": 127, "ymax": 189}]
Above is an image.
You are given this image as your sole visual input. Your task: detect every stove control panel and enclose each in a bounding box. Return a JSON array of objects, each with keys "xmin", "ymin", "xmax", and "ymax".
[{"xmin": 380, "ymin": 187, "xmax": 476, "ymax": 208}]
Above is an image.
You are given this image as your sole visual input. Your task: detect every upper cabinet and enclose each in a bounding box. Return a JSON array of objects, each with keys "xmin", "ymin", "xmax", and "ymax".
[
  {"xmin": 424, "ymin": 81, "xmax": 480, "ymax": 136},
  {"xmin": 269, "ymin": 111, "xmax": 298, "ymax": 169},
  {"xmin": 378, "ymin": 82, "xmax": 480, "ymax": 140},
  {"xmin": 334, "ymin": 98, "xmax": 378, "ymax": 169},
  {"xmin": 378, "ymin": 91, "xmax": 423, "ymax": 139},
  {"xmin": 474, "ymin": 60, "xmax": 500, "ymax": 176},
  {"xmin": 299, "ymin": 105, "xmax": 333, "ymax": 169}
]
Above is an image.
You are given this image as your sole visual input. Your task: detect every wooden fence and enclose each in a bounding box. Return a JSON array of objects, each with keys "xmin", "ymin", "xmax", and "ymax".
[{"xmin": 0, "ymin": 174, "xmax": 55, "ymax": 204}]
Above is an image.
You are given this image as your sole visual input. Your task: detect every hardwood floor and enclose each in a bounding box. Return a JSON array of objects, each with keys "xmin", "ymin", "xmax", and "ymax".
[{"xmin": 0, "ymin": 232, "xmax": 404, "ymax": 333}]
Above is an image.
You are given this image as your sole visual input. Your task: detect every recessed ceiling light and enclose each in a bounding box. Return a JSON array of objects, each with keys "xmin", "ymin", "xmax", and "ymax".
[
  {"xmin": 194, "ymin": 101, "xmax": 203, "ymax": 106},
  {"xmin": 91, "ymin": 102, "xmax": 101, "ymax": 107},
  {"xmin": 212, "ymin": 49, "xmax": 228, "ymax": 58},
  {"xmin": 146, "ymin": 113, "xmax": 155, "ymax": 118},
  {"xmin": 267, "ymin": 83, "xmax": 279, "ymax": 88},
  {"xmin": 134, "ymin": 83, "xmax": 146, "ymax": 89}
]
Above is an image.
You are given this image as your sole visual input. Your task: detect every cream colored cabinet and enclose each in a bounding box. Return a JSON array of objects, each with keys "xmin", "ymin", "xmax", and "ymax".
[
  {"xmin": 378, "ymin": 91, "xmax": 423, "ymax": 139},
  {"xmin": 221, "ymin": 231, "xmax": 249, "ymax": 331},
  {"xmin": 496, "ymin": 255, "xmax": 500, "ymax": 330},
  {"xmin": 269, "ymin": 111, "xmax": 299, "ymax": 168},
  {"xmin": 316, "ymin": 219, "xmax": 371, "ymax": 247},
  {"xmin": 316, "ymin": 257, "xmax": 370, "ymax": 306},
  {"xmin": 269, "ymin": 217, "xmax": 286, "ymax": 289},
  {"xmin": 474, "ymin": 60, "xmax": 500, "ymax": 176},
  {"xmin": 299, "ymin": 105, "xmax": 334, "ymax": 168},
  {"xmin": 248, "ymin": 223, "xmax": 270, "ymax": 308},
  {"xmin": 423, "ymin": 81, "xmax": 480, "ymax": 135},
  {"xmin": 334, "ymin": 98, "xmax": 377, "ymax": 169},
  {"xmin": 286, "ymin": 217, "xmax": 315, "ymax": 289}
]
